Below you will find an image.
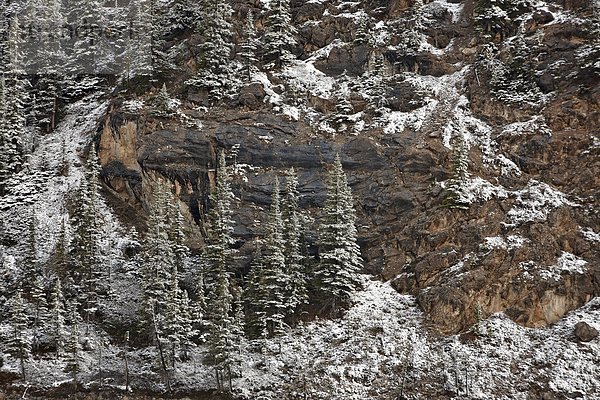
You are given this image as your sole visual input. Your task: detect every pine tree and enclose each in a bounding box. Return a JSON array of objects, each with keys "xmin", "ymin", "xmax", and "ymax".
[
  {"xmin": 166, "ymin": 193, "xmax": 190, "ymax": 278},
  {"xmin": 186, "ymin": 0, "xmax": 235, "ymax": 101},
  {"xmin": 315, "ymin": 155, "xmax": 363, "ymax": 313},
  {"xmin": 6, "ymin": 290, "xmax": 31, "ymax": 379},
  {"xmin": 163, "ymin": 262, "xmax": 184, "ymax": 368},
  {"xmin": 239, "ymin": 11, "xmax": 259, "ymax": 82},
  {"xmin": 51, "ymin": 278, "xmax": 66, "ymax": 359},
  {"xmin": 263, "ymin": 0, "xmax": 297, "ymax": 68},
  {"xmin": 203, "ymin": 152, "xmax": 239, "ymax": 391},
  {"xmin": 123, "ymin": 0, "xmax": 154, "ymax": 79},
  {"xmin": 281, "ymin": 168, "xmax": 308, "ymax": 317}
]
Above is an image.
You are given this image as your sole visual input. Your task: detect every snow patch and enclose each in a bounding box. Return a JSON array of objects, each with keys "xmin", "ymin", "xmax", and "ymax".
[
  {"xmin": 580, "ymin": 227, "xmax": 600, "ymax": 243},
  {"xmin": 283, "ymin": 60, "xmax": 335, "ymax": 99},
  {"xmin": 538, "ymin": 252, "xmax": 588, "ymax": 281},
  {"xmin": 507, "ymin": 180, "xmax": 577, "ymax": 224},
  {"xmin": 483, "ymin": 235, "xmax": 529, "ymax": 251}
]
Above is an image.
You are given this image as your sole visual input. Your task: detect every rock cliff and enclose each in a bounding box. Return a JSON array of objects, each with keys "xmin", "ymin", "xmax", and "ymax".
[{"xmin": 97, "ymin": 0, "xmax": 599, "ymax": 334}]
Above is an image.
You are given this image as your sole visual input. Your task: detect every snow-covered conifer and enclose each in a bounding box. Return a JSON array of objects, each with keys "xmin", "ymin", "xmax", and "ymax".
[
  {"xmin": 263, "ymin": 0, "xmax": 297, "ymax": 68},
  {"xmin": 315, "ymin": 155, "xmax": 363, "ymax": 313},
  {"xmin": 244, "ymin": 238, "xmax": 269, "ymax": 338},
  {"xmin": 239, "ymin": 11, "xmax": 259, "ymax": 81},
  {"xmin": 6, "ymin": 290, "xmax": 31, "ymax": 379},
  {"xmin": 30, "ymin": 276, "xmax": 49, "ymax": 352},
  {"xmin": 444, "ymin": 131, "xmax": 470, "ymax": 209},
  {"xmin": 50, "ymin": 278, "xmax": 66, "ymax": 359},
  {"xmin": 282, "ymin": 168, "xmax": 308, "ymax": 316},
  {"xmin": 202, "ymin": 152, "xmax": 238, "ymax": 390},
  {"xmin": 151, "ymin": 83, "xmax": 174, "ymax": 117},
  {"xmin": 186, "ymin": 0, "xmax": 235, "ymax": 101},
  {"xmin": 261, "ymin": 177, "xmax": 289, "ymax": 335}
]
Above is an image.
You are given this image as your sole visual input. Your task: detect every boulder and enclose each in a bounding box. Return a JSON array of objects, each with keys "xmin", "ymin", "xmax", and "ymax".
[{"xmin": 574, "ymin": 321, "xmax": 599, "ymax": 342}]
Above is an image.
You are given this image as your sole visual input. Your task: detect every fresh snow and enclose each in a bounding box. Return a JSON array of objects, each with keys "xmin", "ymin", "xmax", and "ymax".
[{"xmin": 507, "ymin": 180, "xmax": 577, "ymax": 224}]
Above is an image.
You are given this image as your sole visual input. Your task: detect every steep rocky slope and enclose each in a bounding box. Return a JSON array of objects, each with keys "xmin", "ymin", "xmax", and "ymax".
[{"xmin": 98, "ymin": 0, "xmax": 599, "ymax": 334}]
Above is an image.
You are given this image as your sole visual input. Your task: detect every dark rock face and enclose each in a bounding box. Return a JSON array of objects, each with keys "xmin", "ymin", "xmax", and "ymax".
[
  {"xmin": 98, "ymin": 0, "xmax": 600, "ymax": 334},
  {"xmin": 574, "ymin": 321, "xmax": 599, "ymax": 342}
]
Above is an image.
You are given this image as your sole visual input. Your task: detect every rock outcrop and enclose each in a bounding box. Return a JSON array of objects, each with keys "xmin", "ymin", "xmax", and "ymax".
[{"xmin": 97, "ymin": 0, "xmax": 599, "ymax": 334}]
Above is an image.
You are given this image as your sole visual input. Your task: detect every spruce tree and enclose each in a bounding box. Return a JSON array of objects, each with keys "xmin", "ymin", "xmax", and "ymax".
[
  {"xmin": 30, "ymin": 276, "xmax": 49, "ymax": 353},
  {"xmin": 23, "ymin": 0, "xmax": 67, "ymax": 132},
  {"xmin": 315, "ymin": 155, "xmax": 363, "ymax": 313},
  {"xmin": 151, "ymin": 83, "xmax": 173, "ymax": 117},
  {"xmin": 51, "ymin": 278, "xmax": 66, "ymax": 359},
  {"xmin": 263, "ymin": 0, "xmax": 297, "ymax": 68},
  {"xmin": 70, "ymin": 147, "xmax": 103, "ymax": 325},
  {"xmin": 21, "ymin": 211, "xmax": 40, "ymax": 285},
  {"xmin": 244, "ymin": 238, "xmax": 269, "ymax": 338},
  {"xmin": 239, "ymin": 11, "xmax": 259, "ymax": 82},
  {"xmin": 353, "ymin": 12, "xmax": 370, "ymax": 46},
  {"xmin": 64, "ymin": 310, "xmax": 81, "ymax": 386},
  {"xmin": 0, "ymin": 24, "xmax": 27, "ymax": 194},
  {"xmin": 202, "ymin": 152, "xmax": 239, "ymax": 391},
  {"xmin": 186, "ymin": 0, "xmax": 235, "ymax": 101},
  {"xmin": 52, "ymin": 218, "xmax": 70, "ymax": 276},
  {"xmin": 142, "ymin": 180, "xmax": 176, "ymax": 336},
  {"xmin": 445, "ymin": 131, "xmax": 470, "ymax": 209},
  {"xmin": 281, "ymin": 168, "xmax": 308, "ymax": 317},
  {"xmin": 6, "ymin": 290, "xmax": 31, "ymax": 379},
  {"xmin": 261, "ymin": 177, "xmax": 288, "ymax": 335}
]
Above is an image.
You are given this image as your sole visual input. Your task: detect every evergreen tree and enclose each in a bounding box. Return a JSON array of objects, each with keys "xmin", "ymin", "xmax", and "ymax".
[
  {"xmin": 123, "ymin": 0, "xmax": 154, "ymax": 79},
  {"xmin": 239, "ymin": 11, "xmax": 259, "ymax": 82},
  {"xmin": 445, "ymin": 131, "xmax": 470, "ymax": 209},
  {"xmin": 6, "ymin": 290, "xmax": 31, "ymax": 379},
  {"xmin": 315, "ymin": 155, "xmax": 363, "ymax": 313},
  {"xmin": 281, "ymin": 168, "xmax": 308, "ymax": 317},
  {"xmin": 50, "ymin": 278, "xmax": 66, "ymax": 359},
  {"xmin": 353, "ymin": 12, "xmax": 371, "ymax": 46},
  {"xmin": 203, "ymin": 152, "xmax": 239, "ymax": 391},
  {"xmin": 244, "ymin": 238, "xmax": 269, "ymax": 338},
  {"xmin": 141, "ymin": 180, "xmax": 176, "ymax": 336},
  {"xmin": 21, "ymin": 211, "xmax": 40, "ymax": 285},
  {"xmin": 332, "ymin": 74, "xmax": 355, "ymax": 131},
  {"xmin": 263, "ymin": 0, "xmax": 297, "ymax": 68},
  {"xmin": 162, "ymin": 248, "xmax": 194, "ymax": 366},
  {"xmin": 364, "ymin": 53, "xmax": 388, "ymax": 115},
  {"xmin": 0, "ymin": 17, "xmax": 28, "ymax": 194},
  {"xmin": 52, "ymin": 217, "xmax": 70, "ymax": 276},
  {"xmin": 151, "ymin": 83, "xmax": 173, "ymax": 117},
  {"xmin": 186, "ymin": 0, "xmax": 235, "ymax": 101},
  {"xmin": 23, "ymin": 0, "xmax": 67, "ymax": 132},
  {"xmin": 67, "ymin": 0, "xmax": 104, "ymax": 74},
  {"xmin": 166, "ymin": 192, "xmax": 190, "ymax": 277},
  {"xmin": 261, "ymin": 177, "xmax": 288, "ymax": 335},
  {"xmin": 64, "ymin": 310, "xmax": 81, "ymax": 385},
  {"xmin": 70, "ymin": 147, "xmax": 103, "ymax": 324},
  {"xmin": 30, "ymin": 276, "xmax": 49, "ymax": 353}
]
